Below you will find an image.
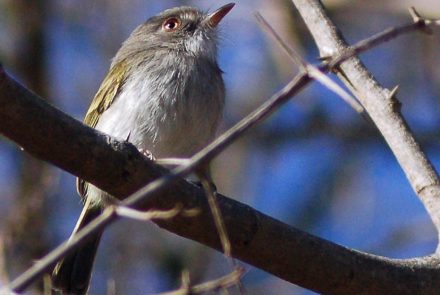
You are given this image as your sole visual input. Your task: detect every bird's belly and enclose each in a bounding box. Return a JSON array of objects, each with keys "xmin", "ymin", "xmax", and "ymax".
[
  {"xmin": 89, "ymin": 96, "xmax": 218, "ymax": 206},
  {"xmin": 150, "ymin": 118, "xmax": 214, "ymax": 158},
  {"xmin": 95, "ymin": 96, "xmax": 218, "ymax": 159}
]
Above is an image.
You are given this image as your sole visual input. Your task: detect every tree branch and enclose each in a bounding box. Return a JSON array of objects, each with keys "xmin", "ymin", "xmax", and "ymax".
[
  {"xmin": 1, "ymin": 8, "xmax": 440, "ymax": 293},
  {"xmin": 290, "ymin": 0, "xmax": 440, "ymax": 236}
]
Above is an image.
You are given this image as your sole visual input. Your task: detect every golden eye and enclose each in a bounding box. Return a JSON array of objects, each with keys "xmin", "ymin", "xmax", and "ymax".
[{"xmin": 162, "ymin": 17, "xmax": 181, "ymax": 32}]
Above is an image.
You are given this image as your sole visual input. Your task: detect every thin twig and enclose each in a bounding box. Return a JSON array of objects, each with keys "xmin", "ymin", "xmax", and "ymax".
[
  {"xmin": 328, "ymin": 25, "xmax": 423, "ymax": 69},
  {"xmin": 256, "ymin": 13, "xmax": 364, "ymax": 115},
  {"xmin": 6, "ymin": 8, "xmax": 439, "ymax": 293},
  {"xmin": 115, "ymin": 204, "xmax": 182, "ymax": 221},
  {"xmin": 155, "ymin": 158, "xmax": 191, "ymax": 166},
  {"xmin": 115, "ymin": 204, "xmax": 200, "ymax": 220},
  {"xmin": 409, "ymin": 7, "xmax": 440, "ymax": 30},
  {"xmin": 0, "ymin": 232, "xmax": 9, "ymax": 287},
  {"xmin": 198, "ymin": 175, "xmax": 245, "ymax": 294},
  {"xmin": 5, "ymin": 205, "xmax": 191, "ymax": 293},
  {"xmin": 199, "ymin": 177, "xmax": 231, "ymax": 258},
  {"xmin": 306, "ymin": 65, "xmax": 364, "ymax": 113},
  {"xmin": 255, "ymin": 12, "xmax": 305, "ymax": 68},
  {"xmin": 155, "ymin": 267, "xmax": 245, "ymax": 295}
]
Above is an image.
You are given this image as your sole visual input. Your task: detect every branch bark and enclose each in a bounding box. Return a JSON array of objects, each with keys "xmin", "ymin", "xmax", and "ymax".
[
  {"xmin": 2, "ymin": 56, "xmax": 440, "ymax": 294},
  {"xmin": 291, "ymin": 0, "xmax": 440, "ymax": 236}
]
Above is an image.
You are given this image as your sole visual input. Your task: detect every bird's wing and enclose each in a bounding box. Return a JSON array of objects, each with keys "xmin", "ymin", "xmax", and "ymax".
[
  {"xmin": 77, "ymin": 61, "xmax": 128, "ymax": 198},
  {"xmin": 83, "ymin": 61, "xmax": 128, "ymax": 128}
]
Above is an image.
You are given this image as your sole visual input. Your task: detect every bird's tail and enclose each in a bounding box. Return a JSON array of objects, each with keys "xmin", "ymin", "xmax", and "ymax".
[{"xmin": 52, "ymin": 200, "xmax": 103, "ymax": 295}]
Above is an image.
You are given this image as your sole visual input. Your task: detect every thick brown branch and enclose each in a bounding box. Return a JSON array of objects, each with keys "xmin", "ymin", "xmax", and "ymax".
[{"xmin": 3, "ymin": 61, "xmax": 440, "ymax": 294}]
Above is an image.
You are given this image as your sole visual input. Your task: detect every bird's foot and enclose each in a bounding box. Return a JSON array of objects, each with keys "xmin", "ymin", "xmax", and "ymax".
[{"xmin": 138, "ymin": 148, "xmax": 156, "ymax": 161}]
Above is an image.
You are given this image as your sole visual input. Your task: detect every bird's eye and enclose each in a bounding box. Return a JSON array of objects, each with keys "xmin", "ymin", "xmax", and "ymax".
[{"xmin": 162, "ymin": 17, "xmax": 181, "ymax": 32}]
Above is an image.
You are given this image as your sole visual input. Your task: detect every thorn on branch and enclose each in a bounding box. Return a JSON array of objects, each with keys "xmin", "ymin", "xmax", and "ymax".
[
  {"xmin": 409, "ymin": 7, "xmax": 422, "ymax": 23},
  {"xmin": 409, "ymin": 7, "xmax": 435, "ymax": 34},
  {"xmin": 389, "ymin": 85, "xmax": 400, "ymax": 99},
  {"xmin": 387, "ymin": 85, "xmax": 402, "ymax": 112}
]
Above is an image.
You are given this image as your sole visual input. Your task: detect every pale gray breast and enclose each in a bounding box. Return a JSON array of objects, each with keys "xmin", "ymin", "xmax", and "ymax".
[{"xmin": 95, "ymin": 53, "xmax": 225, "ymax": 159}]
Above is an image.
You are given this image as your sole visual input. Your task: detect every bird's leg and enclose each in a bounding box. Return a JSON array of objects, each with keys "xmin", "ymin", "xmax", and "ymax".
[{"xmin": 125, "ymin": 130, "xmax": 156, "ymax": 161}]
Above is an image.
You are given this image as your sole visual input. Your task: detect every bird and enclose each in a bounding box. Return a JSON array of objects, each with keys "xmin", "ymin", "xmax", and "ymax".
[{"xmin": 51, "ymin": 3, "xmax": 234, "ymax": 294}]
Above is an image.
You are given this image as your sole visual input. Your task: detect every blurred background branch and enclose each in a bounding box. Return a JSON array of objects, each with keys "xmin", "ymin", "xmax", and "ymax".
[{"xmin": 1, "ymin": 1, "xmax": 54, "ymax": 293}]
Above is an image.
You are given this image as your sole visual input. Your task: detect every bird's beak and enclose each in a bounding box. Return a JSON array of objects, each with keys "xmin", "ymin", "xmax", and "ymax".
[{"xmin": 207, "ymin": 3, "xmax": 235, "ymax": 27}]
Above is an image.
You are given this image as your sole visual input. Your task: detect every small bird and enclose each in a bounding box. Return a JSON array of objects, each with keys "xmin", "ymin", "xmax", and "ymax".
[{"xmin": 52, "ymin": 3, "xmax": 234, "ymax": 294}]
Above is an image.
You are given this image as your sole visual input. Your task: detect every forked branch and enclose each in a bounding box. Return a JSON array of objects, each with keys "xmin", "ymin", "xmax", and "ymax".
[{"xmin": 291, "ymin": 0, "xmax": 440, "ymax": 236}]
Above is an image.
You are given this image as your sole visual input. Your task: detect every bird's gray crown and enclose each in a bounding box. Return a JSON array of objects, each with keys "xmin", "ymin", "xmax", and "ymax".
[{"xmin": 113, "ymin": 6, "xmax": 220, "ymax": 65}]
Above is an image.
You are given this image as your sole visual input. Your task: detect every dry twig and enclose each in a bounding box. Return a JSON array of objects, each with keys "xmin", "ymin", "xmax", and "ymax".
[
  {"xmin": 256, "ymin": 12, "xmax": 364, "ymax": 115},
  {"xmin": 156, "ymin": 267, "xmax": 245, "ymax": 295}
]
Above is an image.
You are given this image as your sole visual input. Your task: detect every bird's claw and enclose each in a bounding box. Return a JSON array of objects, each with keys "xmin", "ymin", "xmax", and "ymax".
[{"xmin": 139, "ymin": 148, "xmax": 156, "ymax": 161}]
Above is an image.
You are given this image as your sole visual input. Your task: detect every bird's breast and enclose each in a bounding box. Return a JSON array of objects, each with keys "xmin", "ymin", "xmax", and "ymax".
[{"xmin": 95, "ymin": 59, "xmax": 224, "ymax": 159}]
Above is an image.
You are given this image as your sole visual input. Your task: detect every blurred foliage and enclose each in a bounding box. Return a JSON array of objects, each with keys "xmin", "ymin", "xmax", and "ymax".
[{"xmin": 0, "ymin": 0, "xmax": 439, "ymax": 294}]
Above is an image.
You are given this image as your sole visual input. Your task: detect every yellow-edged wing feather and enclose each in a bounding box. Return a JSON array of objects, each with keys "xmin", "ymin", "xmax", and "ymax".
[
  {"xmin": 77, "ymin": 61, "xmax": 128, "ymax": 197},
  {"xmin": 84, "ymin": 61, "xmax": 128, "ymax": 128}
]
